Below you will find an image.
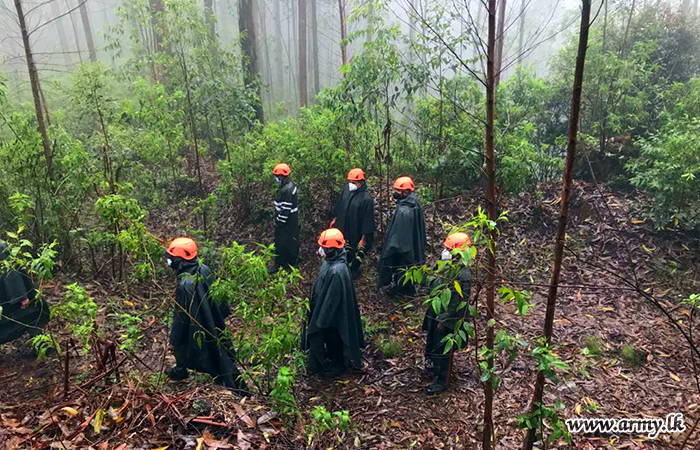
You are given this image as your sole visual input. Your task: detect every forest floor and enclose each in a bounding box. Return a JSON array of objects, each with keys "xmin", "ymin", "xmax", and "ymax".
[{"xmin": 1, "ymin": 179, "xmax": 700, "ymax": 449}]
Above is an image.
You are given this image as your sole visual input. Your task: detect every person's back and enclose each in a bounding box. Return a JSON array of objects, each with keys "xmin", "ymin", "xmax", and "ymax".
[
  {"xmin": 379, "ymin": 177, "xmax": 426, "ymax": 295},
  {"xmin": 165, "ymin": 238, "xmax": 246, "ymax": 393},
  {"xmin": 331, "ymin": 168, "xmax": 375, "ymax": 279},
  {"xmin": 271, "ymin": 164, "xmax": 300, "ymax": 274},
  {"xmin": 0, "ymin": 242, "xmax": 50, "ymax": 346}
]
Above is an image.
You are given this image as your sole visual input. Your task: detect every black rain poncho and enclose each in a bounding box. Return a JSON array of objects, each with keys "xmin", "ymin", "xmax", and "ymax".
[
  {"xmin": 332, "ymin": 183, "xmax": 375, "ymax": 250},
  {"xmin": 273, "ymin": 180, "xmax": 300, "ymax": 269},
  {"xmin": 378, "ymin": 193, "xmax": 427, "ymax": 288},
  {"xmin": 303, "ymin": 250, "xmax": 365, "ymax": 374},
  {"xmin": 169, "ymin": 259, "xmax": 245, "ymax": 390},
  {"xmin": 332, "ymin": 183, "xmax": 376, "ymax": 278},
  {"xmin": 423, "ymin": 266, "xmax": 471, "ymax": 374},
  {"xmin": 0, "ymin": 244, "xmax": 50, "ymax": 345}
]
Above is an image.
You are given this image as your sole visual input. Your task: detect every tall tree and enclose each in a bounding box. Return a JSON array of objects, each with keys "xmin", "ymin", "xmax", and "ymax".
[
  {"xmin": 482, "ymin": 0, "xmax": 498, "ymax": 447},
  {"xmin": 338, "ymin": 0, "xmax": 348, "ymax": 65},
  {"xmin": 494, "ymin": 0, "xmax": 507, "ymax": 85},
  {"xmin": 522, "ymin": 1, "xmax": 592, "ymax": 448},
  {"xmin": 50, "ymin": 0, "xmax": 72, "ymax": 66},
  {"xmin": 79, "ymin": 0, "xmax": 98, "ymax": 62},
  {"xmin": 298, "ymin": 0, "xmax": 308, "ymax": 107},
  {"xmin": 204, "ymin": 0, "xmax": 215, "ymax": 37},
  {"xmin": 239, "ymin": 0, "xmax": 265, "ymax": 122},
  {"xmin": 517, "ymin": 0, "xmax": 526, "ymax": 66},
  {"xmin": 66, "ymin": 0, "xmax": 84, "ymax": 62},
  {"xmin": 149, "ymin": 0, "xmax": 164, "ymax": 53},
  {"xmin": 311, "ymin": 0, "xmax": 320, "ymax": 97},
  {"xmin": 273, "ymin": 0, "xmax": 285, "ymax": 98},
  {"xmin": 13, "ymin": 0, "xmax": 54, "ymax": 183},
  {"xmin": 683, "ymin": 0, "xmax": 691, "ymax": 13}
]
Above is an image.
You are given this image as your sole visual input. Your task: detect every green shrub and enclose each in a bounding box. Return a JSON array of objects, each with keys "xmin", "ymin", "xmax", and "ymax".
[
  {"xmin": 620, "ymin": 344, "xmax": 645, "ymax": 367},
  {"xmin": 582, "ymin": 335, "xmax": 604, "ymax": 358},
  {"xmin": 376, "ymin": 336, "xmax": 403, "ymax": 359}
]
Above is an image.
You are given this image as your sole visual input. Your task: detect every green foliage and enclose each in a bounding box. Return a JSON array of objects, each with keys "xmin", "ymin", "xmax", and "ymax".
[
  {"xmin": 210, "ymin": 242, "xmax": 306, "ymax": 394},
  {"xmin": 582, "ymin": 335, "xmax": 604, "ymax": 358},
  {"xmin": 114, "ymin": 313, "xmax": 143, "ymax": 353},
  {"xmin": 375, "ymin": 336, "xmax": 403, "ymax": 359},
  {"xmin": 531, "ymin": 338, "xmax": 570, "ymax": 384},
  {"xmin": 620, "ymin": 344, "xmax": 645, "ymax": 367},
  {"xmin": 517, "ymin": 400, "xmax": 572, "ymax": 445},
  {"xmin": 29, "ymin": 334, "xmax": 61, "ymax": 360},
  {"xmin": 1, "ymin": 228, "xmax": 57, "ymax": 281},
  {"xmin": 270, "ymin": 366, "xmax": 298, "ymax": 419},
  {"xmin": 627, "ymin": 114, "xmax": 700, "ymax": 230},
  {"xmin": 52, "ymin": 284, "xmax": 99, "ymax": 350},
  {"xmin": 307, "ymin": 406, "xmax": 352, "ymax": 445}
]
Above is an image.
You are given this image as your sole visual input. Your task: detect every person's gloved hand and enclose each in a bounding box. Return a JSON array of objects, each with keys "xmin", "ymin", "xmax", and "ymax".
[{"xmin": 21, "ymin": 298, "xmax": 30, "ymax": 309}]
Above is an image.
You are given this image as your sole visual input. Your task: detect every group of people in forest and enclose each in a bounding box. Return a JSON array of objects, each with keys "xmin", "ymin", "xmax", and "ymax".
[{"xmin": 0, "ymin": 164, "xmax": 471, "ymax": 397}]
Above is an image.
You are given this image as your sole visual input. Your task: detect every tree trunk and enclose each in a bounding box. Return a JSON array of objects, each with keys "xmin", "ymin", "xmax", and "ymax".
[
  {"xmin": 522, "ymin": 1, "xmax": 592, "ymax": 448},
  {"xmin": 239, "ymin": 0, "xmax": 265, "ymax": 123},
  {"xmin": 204, "ymin": 0, "xmax": 215, "ymax": 37},
  {"xmin": 338, "ymin": 0, "xmax": 348, "ymax": 65},
  {"xmin": 273, "ymin": 0, "xmax": 285, "ymax": 100},
  {"xmin": 50, "ymin": 0, "xmax": 72, "ymax": 66},
  {"xmin": 517, "ymin": 0, "xmax": 526, "ymax": 66},
  {"xmin": 149, "ymin": 0, "xmax": 164, "ymax": 52},
  {"xmin": 482, "ymin": 0, "xmax": 498, "ymax": 448},
  {"xmin": 79, "ymin": 0, "xmax": 98, "ymax": 62},
  {"xmin": 683, "ymin": 0, "xmax": 691, "ymax": 13},
  {"xmin": 311, "ymin": 0, "xmax": 320, "ymax": 98},
  {"xmin": 66, "ymin": 0, "xmax": 84, "ymax": 63},
  {"xmin": 298, "ymin": 0, "xmax": 308, "ymax": 107},
  {"xmin": 494, "ymin": 0, "xmax": 507, "ymax": 85},
  {"xmin": 259, "ymin": 3, "xmax": 273, "ymax": 110},
  {"xmin": 14, "ymin": 0, "xmax": 54, "ymax": 183}
]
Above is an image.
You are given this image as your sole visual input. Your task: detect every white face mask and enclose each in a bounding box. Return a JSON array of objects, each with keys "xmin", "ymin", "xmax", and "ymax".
[
  {"xmin": 441, "ymin": 249, "xmax": 452, "ymax": 261},
  {"xmin": 166, "ymin": 258, "xmax": 173, "ymax": 266},
  {"xmin": 318, "ymin": 247, "xmax": 326, "ymax": 258},
  {"xmin": 348, "ymin": 183, "xmax": 359, "ymax": 192},
  {"xmin": 275, "ymin": 176, "xmax": 281, "ymax": 184}
]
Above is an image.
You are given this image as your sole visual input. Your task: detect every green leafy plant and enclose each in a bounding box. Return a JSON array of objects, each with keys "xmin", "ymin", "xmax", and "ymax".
[
  {"xmin": 52, "ymin": 284, "xmax": 99, "ymax": 350},
  {"xmin": 582, "ymin": 335, "xmax": 604, "ymax": 358},
  {"xmin": 620, "ymin": 344, "xmax": 645, "ymax": 367},
  {"xmin": 307, "ymin": 406, "xmax": 352, "ymax": 445},
  {"xmin": 376, "ymin": 336, "xmax": 403, "ymax": 359},
  {"xmin": 270, "ymin": 366, "xmax": 298, "ymax": 419},
  {"xmin": 29, "ymin": 334, "xmax": 61, "ymax": 360},
  {"xmin": 517, "ymin": 400, "xmax": 571, "ymax": 445}
]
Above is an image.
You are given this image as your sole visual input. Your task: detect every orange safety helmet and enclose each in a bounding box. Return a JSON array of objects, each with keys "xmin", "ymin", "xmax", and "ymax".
[
  {"xmin": 166, "ymin": 237, "xmax": 198, "ymax": 260},
  {"xmin": 347, "ymin": 168, "xmax": 366, "ymax": 181},
  {"xmin": 273, "ymin": 163, "xmax": 291, "ymax": 176},
  {"xmin": 444, "ymin": 232, "xmax": 472, "ymax": 251},
  {"xmin": 393, "ymin": 176, "xmax": 415, "ymax": 192},
  {"xmin": 318, "ymin": 228, "xmax": 346, "ymax": 249}
]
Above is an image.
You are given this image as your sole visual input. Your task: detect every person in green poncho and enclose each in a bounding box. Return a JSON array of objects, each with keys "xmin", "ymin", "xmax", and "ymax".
[
  {"xmin": 423, "ymin": 232, "xmax": 472, "ymax": 395},
  {"xmin": 164, "ymin": 237, "xmax": 247, "ymax": 394},
  {"xmin": 379, "ymin": 176, "xmax": 427, "ymax": 296},
  {"xmin": 303, "ymin": 228, "xmax": 365, "ymax": 377},
  {"xmin": 0, "ymin": 241, "xmax": 50, "ymax": 347}
]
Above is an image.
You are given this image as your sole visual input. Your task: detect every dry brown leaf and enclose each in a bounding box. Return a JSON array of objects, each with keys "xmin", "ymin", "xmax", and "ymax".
[
  {"xmin": 237, "ymin": 429, "xmax": 253, "ymax": 450},
  {"xmin": 670, "ymin": 372, "xmax": 682, "ymax": 383}
]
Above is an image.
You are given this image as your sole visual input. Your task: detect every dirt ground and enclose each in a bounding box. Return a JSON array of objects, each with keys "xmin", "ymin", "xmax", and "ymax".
[{"xmin": 1, "ymin": 181, "xmax": 700, "ymax": 449}]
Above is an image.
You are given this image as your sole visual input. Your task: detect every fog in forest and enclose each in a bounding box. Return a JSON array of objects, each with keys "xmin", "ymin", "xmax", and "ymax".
[{"xmin": 1, "ymin": 0, "xmax": 604, "ymax": 114}]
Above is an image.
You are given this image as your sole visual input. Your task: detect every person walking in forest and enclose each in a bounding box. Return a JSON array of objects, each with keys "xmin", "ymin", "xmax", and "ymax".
[
  {"xmin": 164, "ymin": 238, "xmax": 247, "ymax": 394},
  {"xmin": 269, "ymin": 163, "xmax": 300, "ymax": 275},
  {"xmin": 329, "ymin": 168, "xmax": 376, "ymax": 279},
  {"xmin": 303, "ymin": 229, "xmax": 365, "ymax": 377},
  {"xmin": 423, "ymin": 232, "xmax": 471, "ymax": 395},
  {"xmin": 0, "ymin": 241, "xmax": 50, "ymax": 348},
  {"xmin": 378, "ymin": 176, "xmax": 427, "ymax": 296}
]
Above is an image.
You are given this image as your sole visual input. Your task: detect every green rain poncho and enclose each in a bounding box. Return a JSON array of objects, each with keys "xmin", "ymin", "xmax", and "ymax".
[
  {"xmin": 169, "ymin": 258, "xmax": 245, "ymax": 390},
  {"xmin": 378, "ymin": 193, "xmax": 427, "ymax": 288},
  {"xmin": 0, "ymin": 243, "xmax": 50, "ymax": 344},
  {"xmin": 304, "ymin": 249, "xmax": 365, "ymax": 374}
]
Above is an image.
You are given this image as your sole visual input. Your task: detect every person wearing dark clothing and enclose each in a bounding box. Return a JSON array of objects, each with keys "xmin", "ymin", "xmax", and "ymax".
[
  {"xmin": 0, "ymin": 242, "xmax": 50, "ymax": 345},
  {"xmin": 270, "ymin": 163, "xmax": 300, "ymax": 274},
  {"xmin": 378, "ymin": 177, "xmax": 427, "ymax": 296},
  {"xmin": 165, "ymin": 238, "xmax": 247, "ymax": 393},
  {"xmin": 330, "ymin": 168, "xmax": 376, "ymax": 279},
  {"xmin": 303, "ymin": 229, "xmax": 365, "ymax": 376},
  {"xmin": 423, "ymin": 232, "xmax": 472, "ymax": 395}
]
